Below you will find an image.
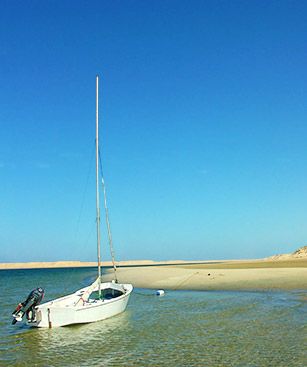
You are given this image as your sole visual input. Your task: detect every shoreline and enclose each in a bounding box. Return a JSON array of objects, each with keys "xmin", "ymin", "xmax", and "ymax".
[
  {"xmin": 0, "ymin": 258, "xmax": 306, "ymax": 270},
  {"xmin": 0, "ymin": 259, "xmax": 224, "ymax": 270},
  {"xmin": 2, "ymin": 258, "xmax": 306, "ymax": 291}
]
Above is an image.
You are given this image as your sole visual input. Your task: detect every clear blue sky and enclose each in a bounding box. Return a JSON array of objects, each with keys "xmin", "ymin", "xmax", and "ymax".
[{"xmin": 1, "ymin": 0, "xmax": 307, "ymax": 262}]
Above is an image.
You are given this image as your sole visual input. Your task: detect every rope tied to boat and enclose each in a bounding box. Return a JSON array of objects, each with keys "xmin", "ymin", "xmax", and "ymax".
[{"xmin": 173, "ymin": 272, "xmax": 200, "ymax": 290}]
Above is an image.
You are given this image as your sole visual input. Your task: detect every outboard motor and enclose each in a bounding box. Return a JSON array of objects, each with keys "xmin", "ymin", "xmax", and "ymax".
[{"xmin": 12, "ymin": 287, "xmax": 44, "ymax": 325}]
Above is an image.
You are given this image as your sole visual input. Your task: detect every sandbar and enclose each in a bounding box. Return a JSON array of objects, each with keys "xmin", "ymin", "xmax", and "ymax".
[
  {"xmin": 1, "ymin": 258, "xmax": 306, "ymax": 291},
  {"xmin": 102, "ymin": 258, "xmax": 307, "ymax": 291}
]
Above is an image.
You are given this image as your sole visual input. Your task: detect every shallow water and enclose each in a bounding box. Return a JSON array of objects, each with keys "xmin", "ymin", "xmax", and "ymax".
[{"xmin": 0, "ymin": 268, "xmax": 306, "ymax": 366}]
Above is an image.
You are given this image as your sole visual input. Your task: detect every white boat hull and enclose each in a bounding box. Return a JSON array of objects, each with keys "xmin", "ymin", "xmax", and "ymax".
[{"xmin": 30, "ymin": 282, "xmax": 133, "ymax": 328}]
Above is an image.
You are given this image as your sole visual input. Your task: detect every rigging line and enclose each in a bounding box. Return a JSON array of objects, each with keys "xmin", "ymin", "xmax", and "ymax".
[
  {"xmin": 83, "ymin": 220, "xmax": 96, "ymax": 249},
  {"xmin": 98, "ymin": 148, "xmax": 118, "ymax": 282},
  {"xmin": 74, "ymin": 143, "xmax": 95, "ymax": 245}
]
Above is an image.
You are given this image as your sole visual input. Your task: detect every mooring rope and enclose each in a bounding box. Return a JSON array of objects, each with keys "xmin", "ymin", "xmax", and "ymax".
[
  {"xmin": 133, "ymin": 291, "xmax": 157, "ymax": 297},
  {"xmin": 172, "ymin": 272, "xmax": 200, "ymax": 290},
  {"xmin": 131, "ymin": 272, "xmax": 200, "ymax": 296}
]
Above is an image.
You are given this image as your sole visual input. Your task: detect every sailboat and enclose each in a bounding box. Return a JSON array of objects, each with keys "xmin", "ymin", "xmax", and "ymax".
[{"xmin": 13, "ymin": 76, "xmax": 133, "ymax": 328}]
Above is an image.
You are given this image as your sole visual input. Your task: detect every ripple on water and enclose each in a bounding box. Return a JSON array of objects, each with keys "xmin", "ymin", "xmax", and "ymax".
[{"xmin": 0, "ymin": 270, "xmax": 306, "ymax": 366}]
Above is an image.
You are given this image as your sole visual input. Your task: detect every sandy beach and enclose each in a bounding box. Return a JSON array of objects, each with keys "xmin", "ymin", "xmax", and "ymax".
[
  {"xmin": 2, "ymin": 256, "xmax": 306, "ymax": 291},
  {"xmin": 101, "ymin": 258, "xmax": 307, "ymax": 291}
]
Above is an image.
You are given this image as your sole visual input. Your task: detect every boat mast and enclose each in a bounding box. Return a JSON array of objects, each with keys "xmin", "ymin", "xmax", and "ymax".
[{"xmin": 96, "ymin": 75, "xmax": 102, "ymax": 296}]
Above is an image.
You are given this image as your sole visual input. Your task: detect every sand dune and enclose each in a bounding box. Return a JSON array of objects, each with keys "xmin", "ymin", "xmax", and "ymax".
[{"xmin": 266, "ymin": 245, "xmax": 307, "ymax": 261}]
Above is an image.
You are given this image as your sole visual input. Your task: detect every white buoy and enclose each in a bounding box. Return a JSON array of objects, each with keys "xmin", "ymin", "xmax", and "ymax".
[{"xmin": 156, "ymin": 290, "xmax": 165, "ymax": 296}]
